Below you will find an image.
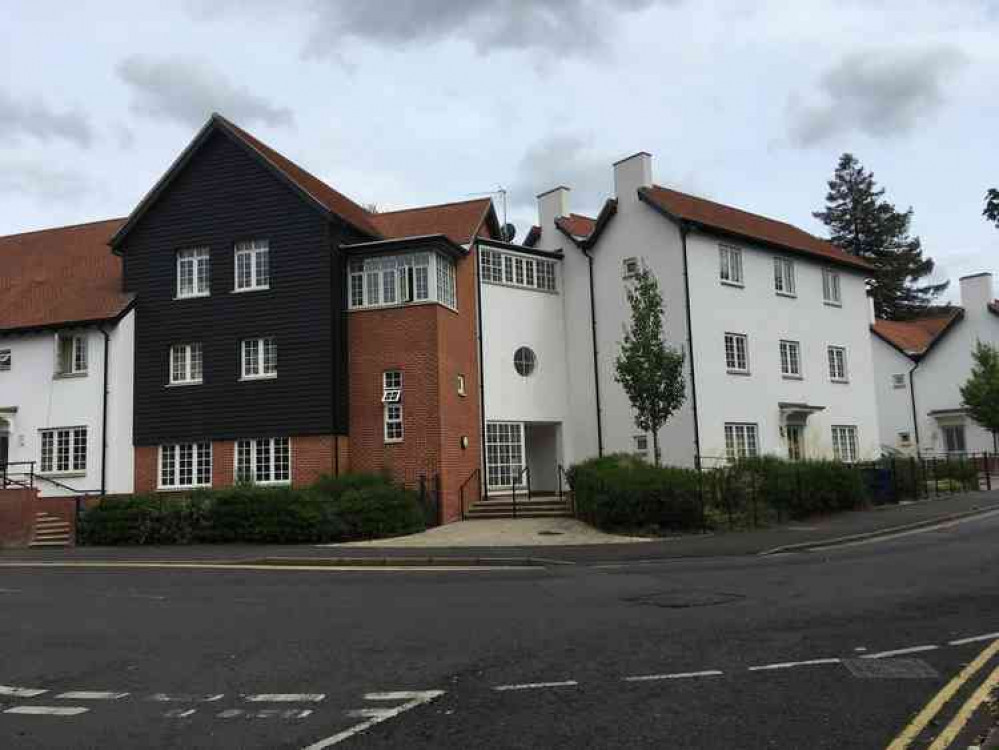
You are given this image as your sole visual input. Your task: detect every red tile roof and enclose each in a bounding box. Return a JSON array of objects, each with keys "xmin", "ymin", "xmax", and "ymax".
[
  {"xmin": 0, "ymin": 218, "xmax": 132, "ymax": 332},
  {"xmin": 871, "ymin": 309, "xmax": 963, "ymax": 357},
  {"xmin": 640, "ymin": 186, "xmax": 871, "ymax": 272},
  {"xmin": 370, "ymin": 198, "xmax": 494, "ymax": 246},
  {"xmin": 555, "ymin": 213, "xmax": 597, "ymax": 240}
]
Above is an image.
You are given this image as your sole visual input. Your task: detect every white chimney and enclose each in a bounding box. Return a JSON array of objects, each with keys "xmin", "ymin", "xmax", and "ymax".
[
  {"xmin": 959, "ymin": 273, "xmax": 994, "ymax": 312},
  {"xmin": 537, "ymin": 186, "xmax": 570, "ymax": 233},
  {"xmin": 613, "ymin": 151, "xmax": 652, "ymax": 203}
]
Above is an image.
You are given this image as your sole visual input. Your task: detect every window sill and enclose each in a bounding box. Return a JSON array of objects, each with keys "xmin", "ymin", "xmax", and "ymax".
[
  {"xmin": 726, "ymin": 370, "xmax": 751, "ymax": 376},
  {"xmin": 775, "ymin": 291, "xmax": 797, "ymax": 299},
  {"xmin": 830, "ymin": 378, "xmax": 850, "ymax": 384},
  {"xmin": 40, "ymin": 471, "xmax": 86, "ymax": 479},
  {"xmin": 782, "ymin": 374, "xmax": 803, "ymax": 380},
  {"xmin": 173, "ymin": 293, "xmax": 211, "ymax": 301},
  {"xmin": 53, "ymin": 371, "xmax": 88, "ymax": 380},
  {"xmin": 823, "ymin": 300, "xmax": 843, "ymax": 308},
  {"xmin": 231, "ymin": 286, "xmax": 271, "ymax": 294},
  {"xmin": 166, "ymin": 381, "xmax": 203, "ymax": 388},
  {"xmin": 239, "ymin": 374, "xmax": 277, "ymax": 382},
  {"xmin": 720, "ymin": 280, "xmax": 744, "ymax": 288},
  {"xmin": 157, "ymin": 485, "xmax": 211, "ymax": 492},
  {"xmin": 384, "ymin": 439, "xmax": 404, "ymax": 445},
  {"xmin": 348, "ymin": 300, "xmax": 459, "ymax": 314},
  {"xmin": 481, "ymin": 278, "xmax": 560, "ymax": 295}
]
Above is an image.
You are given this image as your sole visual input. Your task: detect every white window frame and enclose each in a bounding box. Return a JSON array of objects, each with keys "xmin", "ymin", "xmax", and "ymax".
[
  {"xmin": 828, "ymin": 345, "xmax": 848, "ymax": 382},
  {"xmin": 39, "ymin": 427, "xmax": 87, "ymax": 475},
  {"xmin": 235, "ymin": 437, "xmax": 291, "ymax": 485},
  {"xmin": 724, "ymin": 423, "xmax": 759, "ymax": 461},
  {"xmin": 891, "ymin": 373, "xmax": 906, "ymax": 389},
  {"xmin": 234, "ymin": 239, "xmax": 270, "ymax": 292},
  {"xmin": 779, "ymin": 339, "xmax": 802, "ymax": 379},
  {"xmin": 633, "ymin": 434, "xmax": 649, "ymax": 456},
  {"xmin": 0, "ymin": 348, "xmax": 11, "ymax": 372},
  {"xmin": 941, "ymin": 424, "xmax": 967, "ymax": 455},
  {"xmin": 158, "ymin": 442, "xmax": 212, "ymax": 490},
  {"xmin": 169, "ymin": 343, "xmax": 203, "ymax": 385},
  {"xmin": 383, "ymin": 371, "xmax": 404, "ymax": 442},
  {"xmin": 822, "ymin": 268, "xmax": 842, "ymax": 306},
  {"xmin": 485, "ymin": 421, "xmax": 525, "ymax": 489},
  {"xmin": 55, "ymin": 333, "xmax": 88, "ymax": 376},
  {"xmin": 480, "ymin": 248, "xmax": 558, "ymax": 293},
  {"xmin": 622, "ymin": 257, "xmax": 640, "ymax": 279},
  {"xmin": 479, "ymin": 249, "xmax": 504, "ymax": 284},
  {"xmin": 831, "ymin": 426, "xmax": 859, "ymax": 463},
  {"xmin": 176, "ymin": 247, "xmax": 210, "ymax": 299},
  {"xmin": 724, "ymin": 332, "xmax": 749, "ymax": 374},
  {"xmin": 241, "ymin": 337, "xmax": 277, "ymax": 380},
  {"xmin": 719, "ymin": 245, "xmax": 743, "ymax": 286},
  {"xmin": 774, "ymin": 257, "xmax": 796, "ymax": 297},
  {"xmin": 349, "ymin": 252, "xmax": 453, "ymax": 310}
]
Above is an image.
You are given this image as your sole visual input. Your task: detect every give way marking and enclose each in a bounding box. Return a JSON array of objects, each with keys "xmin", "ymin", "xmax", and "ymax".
[{"xmin": 301, "ymin": 690, "xmax": 444, "ymax": 749}]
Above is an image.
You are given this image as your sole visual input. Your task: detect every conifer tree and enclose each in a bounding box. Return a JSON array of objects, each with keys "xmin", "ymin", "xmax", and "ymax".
[
  {"xmin": 960, "ymin": 341, "xmax": 999, "ymax": 453},
  {"xmin": 985, "ymin": 188, "xmax": 999, "ymax": 229}
]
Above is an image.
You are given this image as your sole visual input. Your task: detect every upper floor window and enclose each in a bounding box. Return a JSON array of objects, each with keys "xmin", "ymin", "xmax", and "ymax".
[
  {"xmin": 40, "ymin": 427, "xmax": 87, "ymax": 475},
  {"xmin": 350, "ymin": 252, "xmax": 458, "ymax": 310},
  {"xmin": 56, "ymin": 333, "xmax": 87, "ymax": 376},
  {"xmin": 831, "ymin": 425, "xmax": 858, "ymax": 462},
  {"xmin": 437, "ymin": 255, "xmax": 457, "ymax": 309},
  {"xmin": 480, "ymin": 248, "xmax": 558, "ymax": 293},
  {"xmin": 828, "ymin": 345, "xmax": 848, "ymax": 382},
  {"xmin": 0, "ymin": 349, "xmax": 10, "ymax": 372},
  {"xmin": 622, "ymin": 257, "xmax": 640, "ymax": 279},
  {"xmin": 160, "ymin": 442, "xmax": 212, "ymax": 489},
  {"xmin": 779, "ymin": 339, "xmax": 802, "ymax": 378},
  {"xmin": 236, "ymin": 437, "xmax": 290, "ymax": 484},
  {"xmin": 891, "ymin": 373, "xmax": 906, "ymax": 389},
  {"xmin": 241, "ymin": 337, "xmax": 277, "ymax": 380},
  {"xmin": 170, "ymin": 343, "xmax": 203, "ymax": 385},
  {"xmin": 822, "ymin": 269, "xmax": 842, "ymax": 306},
  {"xmin": 177, "ymin": 247, "xmax": 210, "ymax": 298},
  {"xmin": 383, "ymin": 371, "xmax": 404, "ymax": 443},
  {"xmin": 234, "ymin": 239, "xmax": 270, "ymax": 292},
  {"xmin": 774, "ymin": 257, "xmax": 795, "ymax": 296},
  {"xmin": 724, "ymin": 332, "xmax": 749, "ymax": 374},
  {"xmin": 719, "ymin": 245, "xmax": 743, "ymax": 286}
]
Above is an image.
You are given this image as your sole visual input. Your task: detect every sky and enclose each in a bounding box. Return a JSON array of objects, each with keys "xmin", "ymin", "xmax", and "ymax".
[{"xmin": 2, "ymin": 0, "xmax": 997, "ymax": 299}]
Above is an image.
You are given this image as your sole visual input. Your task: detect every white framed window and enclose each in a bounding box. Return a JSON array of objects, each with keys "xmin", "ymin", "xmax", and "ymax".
[
  {"xmin": 719, "ymin": 245, "xmax": 743, "ymax": 286},
  {"xmin": 724, "ymin": 423, "xmax": 759, "ymax": 461},
  {"xmin": 40, "ymin": 427, "xmax": 87, "ymax": 474},
  {"xmin": 623, "ymin": 257, "xmax": 640, "ymax": 279},
  {"xmin": 481, "ymin": 248, "xmax": 558, "ymax": 293},
  {"xmin": 633, "ymin": 434, "xmax": 649, "ymax": 457},
  {"xmin": 822, "ymin": 269, "xmax": 842, "ymax": 306},
  {"xmin": 942, "ymin": 424, "xmax": 967, "ymax": 454},
  {"xmin": 485, "ymin": 421, "xmax": 524, "ymax": 488},
  {"xmin": 241, "ymin": 337, "xmax": 277, "ymax": 380},
  {"xmin": 349, "ymin": 253, "xmax": 441, "ymax": 309},
  {"xmin": 891, "ymin": 373, "xmax": 906, "ymax": 389},
  {"xmin": 382, "ymin": 370, "xmax": 402, "ymax": 403},
  {"xmin": 828, "ymin": 346, "xmax": 848, "ymax": 382},
  {"xmin": 383, "ymin": 371, "xmax": 403, "ymax": 442},
  {"xmin": 536, "ymin": 260, "xmax": 557, "ymax": 291},
  {"xmin": 55, "ymin": 333, "xmax": 87, "ymax": 376},
  {"xmin": 234, "ymin": 239, "xmax": 270, "ymax": 291},
  {"xmin": 177, "ymin": 247, "xmax": 210, "ymax": 298},
  {"xmin": 235, "ymin": 438, "xmax": 290, "ymax": 484},
  {"xmin": 159, "ymin": 442, "xmax": 212, "ymax": 489},
  {"xmin": 0, "ymin": 348, "xmax": 11, "ymax": 371},
  {"xmin": 437, "ymin": 255, "xmax": 457, "ymax": 310},
  {"xmin": 724, "ymin": 332, "xmax": 749, "ymax": 374},
  {"xmin": 831, "ymin": 426, "xmax": 858, "ymax": 462},
  {"xmin": 384, "ymin": 403, "xmax": 404, "ymax": 443},
  {"xmin": 169, "ymin": 343, "xmax": 203, "ymax": 385},
  {"xmin": 780, "ymin": 339, "xmax": 802, "ymax": 378},
  {"xmin": 774, "ymin": 257, "xmax": 796, "ymax": 296},
  {"xmin": 480, "ymin": 249, "xmax": 504, "ymax": 283}
]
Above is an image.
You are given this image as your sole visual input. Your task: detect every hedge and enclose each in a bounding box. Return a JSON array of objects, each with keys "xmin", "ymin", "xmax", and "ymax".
[{"xmin": 78, "ymin": 473, "xmax": 426, "ymax": 546}]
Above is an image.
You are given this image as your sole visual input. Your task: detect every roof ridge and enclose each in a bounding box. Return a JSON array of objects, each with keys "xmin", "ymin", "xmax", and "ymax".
[
  {"xmin": 374, "ymin": 196, "xmax": 492, "ymax": 216},
  {"xmin": 0, "ymin": 217, "xmax": 126, "ymax": 242}
]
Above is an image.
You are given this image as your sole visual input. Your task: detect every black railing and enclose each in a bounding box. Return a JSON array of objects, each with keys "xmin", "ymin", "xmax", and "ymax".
[
  {"xmin": 459, "ymin": 469, "xmax": 480, "ymax": 521},
  {"xmin": 510, "ymin": 466, "xmax": 531, "ymax": 519},
  {"xmin": 1, "ymin": 461, "xmax": 36, "ymax": 490},
  {"xmin": 556, "ymin": 463, "xmax": 574, "ymax": 516}
]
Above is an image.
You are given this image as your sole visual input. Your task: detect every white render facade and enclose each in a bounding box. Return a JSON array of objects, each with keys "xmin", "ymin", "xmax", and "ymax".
[
  {"xmin": 0, "ymin": 314, "xmax": 135, "ymax": 497},
  {"xmin": 479, "ymin": 151, "xmax": 881, "ymax": 484}
]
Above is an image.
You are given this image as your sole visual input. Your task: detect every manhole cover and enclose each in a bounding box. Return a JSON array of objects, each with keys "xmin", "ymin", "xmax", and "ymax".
[
  {"xmin": 844, "ymin": 658, "xmax": 939, "ymax": 679},
  {"xmin": 624, "ymin": 590, "xmax": 745, "ymax": 609},
  {"xmin": 537, "ymin": 530, "xmax": 564, "ymax": 536}
]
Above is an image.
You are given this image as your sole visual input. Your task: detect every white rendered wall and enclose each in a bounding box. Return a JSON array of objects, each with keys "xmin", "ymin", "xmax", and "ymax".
[{"xmin": 870, "ymin": 335, "xmax": 917, "ymax": 453}]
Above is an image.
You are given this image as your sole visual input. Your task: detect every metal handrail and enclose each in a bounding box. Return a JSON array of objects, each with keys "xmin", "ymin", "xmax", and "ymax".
[
  {"xmin": 1, "ymin": 460, "xmax": 36, "ymax": 490},
  {"xmin": 556, "ymin": 464, "xmax": 574, "ymax": 516},
  {"xmin": 511, "ymin": 466, "xmax": 530, "ymax": 519},
  {"xmin": 458, "ymin": 468, "xmax": 480, "ymax": 521}
]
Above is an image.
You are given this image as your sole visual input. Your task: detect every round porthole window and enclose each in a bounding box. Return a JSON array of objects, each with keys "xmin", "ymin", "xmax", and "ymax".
[{"xmin": 514, "ymin": 346, "xmax": 537, "ymax": 377}]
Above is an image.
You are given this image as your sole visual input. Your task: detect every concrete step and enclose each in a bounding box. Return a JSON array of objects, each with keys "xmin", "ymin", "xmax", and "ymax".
[
  {"xmin": 31, "ymin": 512, "xmax": 73, "ymax": 547},
  {"xmin": 29, "ymin": 540, "xmax": 71, "ymax": 548}
]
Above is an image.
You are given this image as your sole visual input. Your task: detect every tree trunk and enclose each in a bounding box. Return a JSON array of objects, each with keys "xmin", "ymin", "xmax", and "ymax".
[{"xmin": 652, "ymin": 430, "xmax": 661, "ymax": 467}]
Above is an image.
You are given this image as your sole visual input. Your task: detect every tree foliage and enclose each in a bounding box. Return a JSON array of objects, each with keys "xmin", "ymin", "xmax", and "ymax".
[
  {"xmin": 960, "ymin": 340, "xmax": 999, "ymax": 451},
  {"xmin": 614, "ymin": 267, "xmax": 686, "ymax": 465},
  {"xmin": 814, "ymin": 153, "xmax": 947, "ymax": 320},
  {"xmin": 985, "ymin": 188, "xmax": 999, "ymax": 229}
]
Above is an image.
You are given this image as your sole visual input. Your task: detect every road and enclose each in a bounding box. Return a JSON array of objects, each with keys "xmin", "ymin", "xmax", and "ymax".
[{"xmin": 1, "ymin": 513, "xmax": 997, "ymax": 749}]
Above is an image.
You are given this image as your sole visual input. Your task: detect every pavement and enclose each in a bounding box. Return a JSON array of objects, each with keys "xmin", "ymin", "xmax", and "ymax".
[{"xmin": 1, "ymin": 503, "xmax": 998, "ymax": 748}]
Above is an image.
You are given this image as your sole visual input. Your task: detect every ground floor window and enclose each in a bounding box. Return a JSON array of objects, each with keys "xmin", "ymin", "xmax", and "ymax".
[
  {"xmin": 486, "ymin": 422, "xmax": 524, "ymax": 488},
  {"xmin": 941, "ymin": 424, "xmax": 966, "ymax": 454},
  {"xmin": 236, "ymin": 437, "xmax": 291, "ymax": 484},
  {"xmin": 159, "ymin": 443, "xmax": 211, "ymax": 489},
  {"xmin": 40, "ymin": 427, "xmax": 87, "ymax": 474},
  {"xmin": 724, "ymin": 423, "xmax": 759, "ymax": 461},
  {"xmin": 831, "ymin": 426, "xmax": 859, "ymax": 463}
]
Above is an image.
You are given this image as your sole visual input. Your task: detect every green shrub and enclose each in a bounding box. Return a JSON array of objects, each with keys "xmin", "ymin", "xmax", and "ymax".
[
  {"xmin": 334, "ymin": 485, "xmax": 426, "ymax": 540},
  {"xmin": 312, "ymin": 472, "xmax": 389, "ymax": 501},
  {"xmin": 78, "ymin": 493, "xmax": 209, "ymax": 545}
]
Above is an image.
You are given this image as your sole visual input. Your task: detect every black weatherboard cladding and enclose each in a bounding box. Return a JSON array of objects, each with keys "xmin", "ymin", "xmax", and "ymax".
[{"xmin": 122, "ymin": 129, "xmax": 359, "ymax": 445}]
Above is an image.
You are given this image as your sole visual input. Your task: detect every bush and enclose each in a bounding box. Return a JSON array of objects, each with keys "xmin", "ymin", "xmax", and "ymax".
[{"xmin": 78, "ymin": 473, "xmax": 427, "ymax": 546}]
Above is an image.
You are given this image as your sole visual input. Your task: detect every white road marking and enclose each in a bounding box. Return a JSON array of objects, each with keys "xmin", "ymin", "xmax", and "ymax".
[
  {"xmin": 860, "ymin": 644, "xmax": 939, "ymax": 660},
  {"xmin": 148, "ymin": 693, "xmax": 225, "ymax": 703},
  {"xmin": 0, "ymin": 686, "xmax": 46, "ymax": 698},
  {"xmin": 493, "ymin": 681, "xmax": 579, "ymax": 692},
  {"xmin": 748, "ymin": 658, "xmax": 841, "ymax": 671},
  {"xmin": 164, "ymin": 709, "xmax": 198, "ymax": 718},
  {"xmin": 0, "ymin": 588, "xmax": 21, "ymax": 594},
  {"xmin": 56, "ymin": 691, "xmax": 129, "ymax": 700},
  {"xmin": 3, "ymin": 706, "xmax": 89, "ymax": 716},
  {"xmin": 948, "ymin": 632, "xmax": 999, "ymax": 646},
  {"xmin": 301, "ymin": 690, "xmax": 444, "ymax": 750},
  {"xmin": 0, "ymin": 562, "xmax": 528, "ymax": 573},
  {"xmin": 243, "ymin": 693, "xmax": 325, "ymax": 703},
  {"xmin": 220, "ymin": 708, "xmax": 313, "ymax": 719},
  {"xmin": 623, "ymin": 670, "xmax": 724, "ymax": 682}
]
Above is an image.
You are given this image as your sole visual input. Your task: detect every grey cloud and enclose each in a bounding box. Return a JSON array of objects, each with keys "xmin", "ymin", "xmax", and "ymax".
[
  {"xmin": 788, "ymin": 46, "xmax": 967, "ymax": 147},
  {"xmin": 0, "ymin": 91, "xmax": 94, "ymax": 148},
  {"xmin": 0, "ymin": 160, "xmax": 91, "ymax": 202},
  {"xmin": 116, "ymin": 55, "xmax": 294, "ymax": 129}
]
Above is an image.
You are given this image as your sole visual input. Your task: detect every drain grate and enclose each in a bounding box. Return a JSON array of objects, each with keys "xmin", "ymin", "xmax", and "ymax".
[
  {"xmin": 843, "ymin": 658, "xmax": 939, "ymax": 679},
  {"xmin": 537, "ymin": 530, "xmax": 564, "ymax": 536},
  {"xmin": 624, "ymin": 590, "xmax": 745, "ymax": 609}
]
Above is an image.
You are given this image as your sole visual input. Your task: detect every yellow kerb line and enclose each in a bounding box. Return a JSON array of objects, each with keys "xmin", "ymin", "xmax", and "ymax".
[
  {"xmin": 885, "ymin": 638, "xmax": 999, "ymax": 750},
  {"xmin": 926, "ymin": 661, "xmax": 999, "ymax": 750}
]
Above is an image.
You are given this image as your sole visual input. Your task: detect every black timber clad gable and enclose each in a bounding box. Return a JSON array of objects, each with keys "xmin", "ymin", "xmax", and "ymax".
[{"xmin": 122, "ymin": 129, "xmax": 358, "ymax": 444}]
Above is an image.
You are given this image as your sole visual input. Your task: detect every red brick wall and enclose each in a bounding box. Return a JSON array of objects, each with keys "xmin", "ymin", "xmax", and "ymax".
[
  {"xmin": 0, "ymin": 488, "xmax": 38, "ymax": 548},
  {"xmin": 135, "ymin": 446, "xmax": 157, "ymax": 494}
]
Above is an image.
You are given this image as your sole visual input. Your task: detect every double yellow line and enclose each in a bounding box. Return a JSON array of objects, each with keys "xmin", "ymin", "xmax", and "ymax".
[{"xmin": 887, "ymin": 638, "xmax": 999, "ymax": 749}]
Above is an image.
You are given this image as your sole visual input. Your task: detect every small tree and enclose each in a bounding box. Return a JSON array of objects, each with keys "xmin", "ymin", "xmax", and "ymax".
[
  {"xmin": 614, "ymin": 267, "xmax": 686, "ymax": 465},
  {"xmin": 960, "ymin": 340, "xmax": 999, "ymax": 453},
  {"xmin": 985, "ymin": 188, "xmax": 999, "ymax": 229}
]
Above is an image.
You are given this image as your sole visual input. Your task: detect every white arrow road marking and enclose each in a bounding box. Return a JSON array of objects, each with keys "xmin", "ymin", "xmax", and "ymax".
[
  {"xmin": 623, "ymin": 670, "xmax": 724, "ymax": 682},
  {"xmin": 164, "ymin": 709, "xmax": 198, "ymax": 718},
  {"xmin": 948, "ymin": 632, "xmax": 999, "ymax": 646},
  {"xmin": 4, "ymin": 706, "xmax": 89, "ymax": 716},
  {"xmin": 244, "ymin": 693, "xmax": 325, "ymax": 703},
  {"xmin": 301, "ymin": 690, "xmax": 444, "ymax": 750},
  {"xmin": 748, "ymin": 658, "xmax": 842, "ymax": 671},
  {"xmin": 861, "ymin": 645, "xmax": 939, "ymax": 660},
  {"xmin": 0, "ymin": 686, "xmax": 46, "ymax": 698},
  {"xmin": 149, "ymin": 693, "xmax": 225, "ymax": 703},
  {"xmin": 220, "ymin": 709, "xmax": 313, "ymax": 719},
  {"xmin": 56, "ymin": 691, "xmax": 129, "ymax": 700},
  {"xmin": 493, "ymin": 681, "xmax": 578, "ymax": 692}
]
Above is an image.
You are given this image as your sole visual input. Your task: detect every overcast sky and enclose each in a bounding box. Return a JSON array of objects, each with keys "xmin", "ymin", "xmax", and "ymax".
[{"xmin": 2, "ymin": 0, "xmax": 997, "ymax": 297}]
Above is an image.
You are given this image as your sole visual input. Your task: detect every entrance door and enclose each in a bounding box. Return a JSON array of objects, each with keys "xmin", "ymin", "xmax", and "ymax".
[
  {"xmin": 786, "ymin": 425, "xmax": 804, "ymax": 461},
  {"xmin": 485, "ymin": 422, "xmax": 524, "ymax": 490}
]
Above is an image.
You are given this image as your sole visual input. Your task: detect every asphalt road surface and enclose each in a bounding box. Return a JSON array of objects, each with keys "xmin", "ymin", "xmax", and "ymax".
[{"xmin": 1, "ymin": 513, "xmax": 998, "ymax": 749}]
